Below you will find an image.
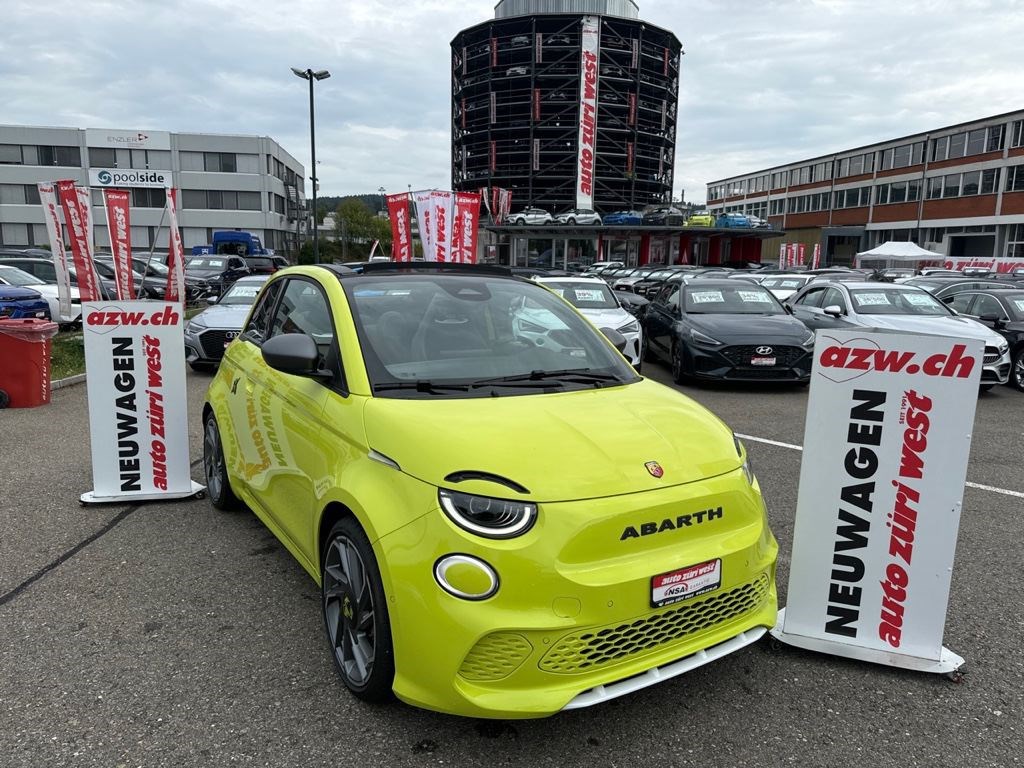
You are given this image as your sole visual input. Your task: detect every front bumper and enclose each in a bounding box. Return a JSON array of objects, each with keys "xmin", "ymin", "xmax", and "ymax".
[
  {"xmin": 982, "ymin": 347, "xmax": 1010, "ymax": 385},
  {"xmin": 184, "ymin": 326, "xmax": 240, "ymax": 364},
  {"xmin": 377, "ymin": 469, "xmax": 778, "ymax": 718},
  {"xmin": 686, "ymin": 342, "xmax": 813, "ymax": 382}
]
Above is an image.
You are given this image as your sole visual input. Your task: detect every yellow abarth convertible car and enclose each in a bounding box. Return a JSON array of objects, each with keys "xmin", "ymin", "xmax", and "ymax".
[{"xmin": 202, "ymin": 262, "xmax": 778, "ymax": 718}]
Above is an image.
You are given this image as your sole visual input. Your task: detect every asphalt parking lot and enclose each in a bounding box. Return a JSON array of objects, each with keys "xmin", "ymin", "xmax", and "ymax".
[{"xmin": 1, "ymin": 365, "xmax": 1021, "ymax": 768}]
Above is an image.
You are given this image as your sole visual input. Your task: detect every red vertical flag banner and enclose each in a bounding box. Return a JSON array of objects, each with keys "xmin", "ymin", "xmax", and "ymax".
[
  {"xmin": 812, "ymin": 243, "xmax": 821, "ymax": 269},
  {"xmin": 786, "ymin": 243, "xmax": 796, "ymax": 268},
  {"xmin": 165, "ymin": 188, "xmax": 186, "ymax": 303},
  {"xmin": 797, "ymin": 243, "xmax": 807, "ymax": 266},
  {"xmin": 386, "ymin": 192, "xmax": 412, "ymax": 262},
  {"xmin": 103, "ymin": 189, "xmax": 135, "ymax": 299},
  {"xmin": 56, "ymin": 179, "xmax": 101, "ymax": 301},
  {"xmin": 38, "ymin": 183, "xmax": 74, "ymax": 318},
  {"xmin": 778, "ymin": 243, "xmax": 786, "ymax": 269},
  {"xmin": 451, "ymin": 192, "xmax": 481, "ymax": 264}
]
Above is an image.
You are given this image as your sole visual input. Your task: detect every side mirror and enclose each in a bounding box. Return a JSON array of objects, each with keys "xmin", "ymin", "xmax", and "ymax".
[
  {"xmin": 206, "ymin": 296, "xmax": 218, "ymax": 305},
  {"xmin": 824, "ymin": 304, "xmax": 844, "ymax": 318},
  {"xmin": 600, "ymin": 327, "xmax": 629, "ymax": 353},
  {"xmin": 261, "ymin": 333, "xmax": 332, "ymax": 381},
  {"xmin": 980, "ymin": 313, "xmax": 1008, "ymax": 329},
  {"xmin": 783, "ymin": 303, "xmax": 794, "ymax": 314}
]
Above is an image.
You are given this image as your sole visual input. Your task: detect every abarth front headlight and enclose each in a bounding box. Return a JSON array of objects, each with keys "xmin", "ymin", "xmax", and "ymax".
[
  {"xmin": 734, "ymin": 434, "xmax": 755, "ymax": 486},
  {"xmin": 438, "ymin": 489, "xmax": 537, "ymax": 539}
]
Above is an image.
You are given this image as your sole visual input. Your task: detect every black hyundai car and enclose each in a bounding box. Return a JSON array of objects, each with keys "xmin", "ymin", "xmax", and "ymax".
[
  {"xmin": 643, "ymin": 279, "xmax": 815, "ymax": 383},
  {"xmin": 945, "ymin": 289, "xmax": 1024, "ymax": 390}
]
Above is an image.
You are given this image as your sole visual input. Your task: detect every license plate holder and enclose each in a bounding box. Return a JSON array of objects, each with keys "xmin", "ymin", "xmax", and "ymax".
[
  {"xmin": 750, "ymin": 356, "xmax": 776, "ymax": 366},
  {"xmin": 651, "ymin": 559, "xmax": 722, "ymax": 608}
]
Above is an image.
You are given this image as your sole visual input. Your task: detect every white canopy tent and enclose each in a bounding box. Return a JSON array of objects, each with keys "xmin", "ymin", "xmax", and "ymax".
[{"xmin": 854, "ymin": 240, "xmax": 944, "ymax": 268}]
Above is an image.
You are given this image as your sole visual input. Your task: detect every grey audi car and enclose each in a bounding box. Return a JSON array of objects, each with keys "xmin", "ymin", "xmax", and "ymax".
[{"xmin": 183, "ymin": 275, "xmax": 269, "ymax": 371}]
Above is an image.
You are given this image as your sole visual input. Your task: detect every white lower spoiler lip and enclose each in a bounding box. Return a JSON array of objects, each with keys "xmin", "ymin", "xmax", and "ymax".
[{"xmin": 562, "ymin": 626, "xmax": 767, "ymax": 711}]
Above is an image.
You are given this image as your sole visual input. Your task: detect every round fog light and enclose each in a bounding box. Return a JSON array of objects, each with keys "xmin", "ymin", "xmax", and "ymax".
[{"xmin": 434, "ymin": 554, "xmax": 499, "ymax": 601}]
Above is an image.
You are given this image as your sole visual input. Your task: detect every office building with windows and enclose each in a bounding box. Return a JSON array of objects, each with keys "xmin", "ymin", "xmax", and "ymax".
[
  {"xmin": 706, "ymin": 109, "xmax": 1024, "ymax": 264},
  {"xmin": 0, "ymin": 125, "xmax": 305, "ymax": 255}
]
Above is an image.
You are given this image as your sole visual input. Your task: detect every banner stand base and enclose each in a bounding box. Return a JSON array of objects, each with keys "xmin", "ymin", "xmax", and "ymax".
[
  {"xmin": 80, "ymin": 481, "xmax": 206, "ymax": 506},
  {"xmin": 770, "ymin": 608, "xmax": 964, "ymax": 675}
]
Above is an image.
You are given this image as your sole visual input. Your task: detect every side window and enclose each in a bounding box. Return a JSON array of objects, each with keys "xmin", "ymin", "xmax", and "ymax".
[
  {"xmin": 244, "ymin": 279, "xmax": 283, "ymax": 342},
  {"xmin": 948, "ymin": 293, "xmax": 975, "ymax": 314},
  {"xmin": 664, "ymin": 284, "xmax": 682, "ymax": 311},
  {"xmin": 796, "ymin": 286, "xmax": 828, "ymax": 307},
  {"xmin": 267, "ymin": 279, "xmax": 340, "ymax": 380},
  {"xmin": 822, "ymin": 287, "xmax": 848, "ymax": 312},
  {"xmin": 973, "ymin": 294, "xmax": 1006, "ymax": 319}
]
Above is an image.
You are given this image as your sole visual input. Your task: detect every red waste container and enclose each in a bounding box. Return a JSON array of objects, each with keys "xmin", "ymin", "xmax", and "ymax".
[{"xmin": 0, "ymin": 318, "xmax": 59, "ymax": 408}]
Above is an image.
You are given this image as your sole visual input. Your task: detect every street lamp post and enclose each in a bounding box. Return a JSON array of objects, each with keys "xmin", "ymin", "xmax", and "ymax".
[{"xmin": 291, "ymin": 66, "xmax": 330, "ymax": 263}]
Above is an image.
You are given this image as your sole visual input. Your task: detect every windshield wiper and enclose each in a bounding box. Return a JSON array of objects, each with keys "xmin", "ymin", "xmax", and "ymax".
[
  {"xmin": 372, "ymin": 380, "xmax": 473, "ymax": 394},
  {"xmin": 473, "ymin": 368, "xmax": 621, "ymax": 386}
]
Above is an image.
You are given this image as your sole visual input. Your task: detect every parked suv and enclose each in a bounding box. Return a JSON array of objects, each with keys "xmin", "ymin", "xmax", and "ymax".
[
  {"xmin": 554, "ymin": 208, "xmax": 602, "ymax": 225},
  {"xmin": 509, "ymin": 207, "xmax": 553, "ymax": 226},
  {"xmin": 185, "ymin": 254, "xmax": 251, "ymax": 295},
  {"xmin": 642, "ymin": 207, "xmax": 686, "ymax": 226}
]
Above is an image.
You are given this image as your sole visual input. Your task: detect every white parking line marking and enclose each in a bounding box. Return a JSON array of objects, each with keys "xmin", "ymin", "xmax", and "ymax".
[{"xmin": 735, "ymin": 433, "xmax": 1024, "ymax": 500}]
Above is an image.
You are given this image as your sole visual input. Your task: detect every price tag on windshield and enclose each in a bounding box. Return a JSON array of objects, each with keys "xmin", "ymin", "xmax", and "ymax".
[
  {"xmin": 737, "ymin": 291, "xmax": 772, "ymax": 303},
  {"xmin": 854, "ymin": 293, "xmax": 892, "ymax": 306},
  {"xmin": 1013, "ymin": 299, "xmax": 1024, "ymax": 314},
  {"xmin": 690, "ymin": 291, "xmax": 724, "ymax": 304},
  {"xmin": 574, "ymin": 289, "xmax": 604, "ymax": 302},
  {"xmin": 232, "ymin": 286, "xmax": 261, "ymax": 297},
  {"xmin": 904, "ymin": 293, "xmax": 936, "ymax": 306}
]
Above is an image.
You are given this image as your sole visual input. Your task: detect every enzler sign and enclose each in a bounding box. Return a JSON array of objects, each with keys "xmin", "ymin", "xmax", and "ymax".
[
  {"xmin": 89, "ymin": 168, "xmax": 171, "ymax": 188},
  {"xmin": 85, "ymin": 128, "xmax": 171, "ymax": 150}
]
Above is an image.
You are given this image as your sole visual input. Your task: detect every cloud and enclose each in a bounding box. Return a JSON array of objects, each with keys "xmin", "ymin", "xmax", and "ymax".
[{"xmin": 2, "ymin": 0, "xmax": 1022, "ymax": 205}]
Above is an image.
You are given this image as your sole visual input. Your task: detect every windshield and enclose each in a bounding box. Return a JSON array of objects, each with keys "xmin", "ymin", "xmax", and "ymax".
[
  {"xmin": 0, "ymin": 266, "xmax": 41, "ymax": 287},
  {"xmin": 219, "ymin": 281, "xmax": 264, "ymax": 305},
  {"xmin": 541, "ymin": 281, "xmax": 618, "ymax": 309},
  {"xmin": 188, "ymin": 257, "xmax": 228, "ymax": 269},
  {"xmin": 850, "ymin": 288, "xmax": 950, "ymax": 315},
  {"xmin": 760, "ymin": 277, "xmax": 810, "ymax": 289},
  {"xmin": 684, "ymin": 284, "xmax": 785, "ymax": 314},
  {"xmin": 344, "ymin": 275, "xmax": 638, "ymax": 398}
]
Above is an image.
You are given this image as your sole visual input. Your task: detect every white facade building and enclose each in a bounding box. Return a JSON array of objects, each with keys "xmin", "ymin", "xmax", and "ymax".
[{"xmin": 0, "ymin": 125, "xmax": 306, "ymax": 255}]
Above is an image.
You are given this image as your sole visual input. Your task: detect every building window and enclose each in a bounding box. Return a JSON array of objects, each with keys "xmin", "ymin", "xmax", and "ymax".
[
  {"xmin": 1007, "ymin": 165, "xmax": 1024, "ymax": 192},
  {"xmin": 37, "ymin": 145, "xmax": 81, "ymax": 167},
  {"xmin": 131, "ymin": 188, "xmax": 167, "ymax": 208},
  {"xmin": 204, "ymin": 153, "xmax": 238, "ymax": 172},
  {"xmin": 931, "ymin": 136, "xmax": 948, "ymax": 161},
  {"xmin": 178, "ymin": 189, "xmax": 262, "ymax": 210},
  {"xmin": 769, "ymin": 198, "xmax": 784, "ymax": 215},
  {"xmin": 1012, "ymin": 121, "xmax": 1024, "ymax": 149},
  {"xmin": 1007, "ymin": 223, "xmax": 1024, "ymax": 258},
  {"xmin": 961, "ymin": 170, "xmax": 981, "ymax": 196},
  {"xmin": 0, "ymin": 144, "xmax": 23, "ymax": 164},
  {"xmin": 943, "ymin": 174, "xmax": 961, "ymax": 198},
  {"xmin": 833, "ymin": 186, "xmax": 870, "ymax": 209},
  {"xmin": 89, "ymin": 148, "xmax": 117, "ymax": 167},
  {"xmin": 987, "ymin": 125, "xmax": 1005, "ymax": 152}
]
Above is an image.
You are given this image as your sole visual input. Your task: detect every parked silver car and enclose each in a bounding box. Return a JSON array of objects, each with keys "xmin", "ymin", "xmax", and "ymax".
[
  {"xmin": 509, "ymin": 207, "xmax": 553, "ymax": 225},
  {"xmin": 184, "ymin": 275, "xmax": 269, "ymax": 371},
  {"xmin": 555, "ymin": 208, "xmax": 602, "ymax": 225}
]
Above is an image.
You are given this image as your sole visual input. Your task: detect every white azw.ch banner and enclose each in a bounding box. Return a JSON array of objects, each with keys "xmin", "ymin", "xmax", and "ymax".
[
  {"xmin": 81, "ymin": 301, "xmax": 203, "ymax": 504},
  {"xmin": 772, "ymin": 329, "xmax": 983, "ymax": 673},
  {"xmin": 413, "ymin": 190, "xmax": 436, "ymax": 261}
]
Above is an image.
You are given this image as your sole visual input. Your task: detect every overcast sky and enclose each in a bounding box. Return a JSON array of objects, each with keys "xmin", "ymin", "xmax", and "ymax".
[{"xmin": 3, "ymin": 0, "xmax": 1022, "ymax": 204}]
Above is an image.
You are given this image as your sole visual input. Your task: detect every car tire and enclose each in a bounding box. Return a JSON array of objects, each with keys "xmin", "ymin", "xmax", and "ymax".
[
  {"xmin": 203, "ymin": 412, "xmax": 241, "ymax": 511},
  {"xmin": 322, "ymin": 517, "xmax": 395, "ymax": 704},
  {"xmin": 567, "ymin": 217, "xmax": 576, "ymax": 225},
  {"xmin": 671, "ymin": 341, "xmax": 687, "ymax": 384},
  {"xmin": 1012, "ymin": 348, "xmax": 1024, "ymax": 392}
]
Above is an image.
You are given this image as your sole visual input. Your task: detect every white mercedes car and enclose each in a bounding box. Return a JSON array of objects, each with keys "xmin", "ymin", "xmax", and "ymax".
[
  {"xmin": 0, "ymin": 264, "xmax": 81, "ymax": 326},
  {"xmin": 522, "ymin": 276, "xmax": 643, "ymax": 369}
]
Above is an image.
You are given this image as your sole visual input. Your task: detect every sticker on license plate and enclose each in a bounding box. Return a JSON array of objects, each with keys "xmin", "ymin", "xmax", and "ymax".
[
  {"xmin": 751, "ymin": 356, "xmax": 776, "ymax": 366},
  {"xmin": 651, "ymin": 559, "xmax": 722, "ymax": 608}
]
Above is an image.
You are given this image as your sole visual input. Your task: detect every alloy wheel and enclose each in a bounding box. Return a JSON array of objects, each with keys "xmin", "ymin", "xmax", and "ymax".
[
  {"xmin": 323, "ymin": 535, "xmax": 376, "ymax": 688},
  {"xmin": 1014, "ymin": 352, "xmax": 1024, "ymax": 391},
  {"xmin": 203, "ymin": 418, "xmax": 223, "ymax": 500}
]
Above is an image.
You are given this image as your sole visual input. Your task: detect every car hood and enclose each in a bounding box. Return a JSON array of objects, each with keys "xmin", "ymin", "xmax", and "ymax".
[
  {"xmin": 577, "ymin": 306, "xmax": 636, "ymax": 329},
  {"xmin": 363, "ymin": 379, "xmax": 742, "ymax": 503},
  {"xmin": 850, "ymin": 314, "xmax": 1003, "ymax": 343},
  {"xmin": 688, "ymin": 313, "xmax": 810, "ymax": 341},
  {"xmin": 20, "ymin": 284, "xmax": 81, "ymax": 300},
  {"xmin": 189, "ymin": 304, "xmax": 251, "ymax": 329},
  {"xmin": 0, "ymin": 285, "xmax": 43, "ymax": 301}
]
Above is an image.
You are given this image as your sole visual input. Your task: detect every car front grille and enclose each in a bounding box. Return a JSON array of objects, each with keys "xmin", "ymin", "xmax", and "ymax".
[
  {"xmin": 720, "ymin": 345, "xmax": 806, "ymax": 367},
  {"xmin": 198, "ymin": 329, "xmax": 234, "ymax": 359},
  {"xmin": 984, "ymin": 345, "xmax": 1002, "ymax": 364},
  {"xmin": 538, "ymin": 574, "xmax": 770, "ymax": 674},
  {"xmin": 458, "ymin": 632, "xmax": 534, "ymax": 681}
]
